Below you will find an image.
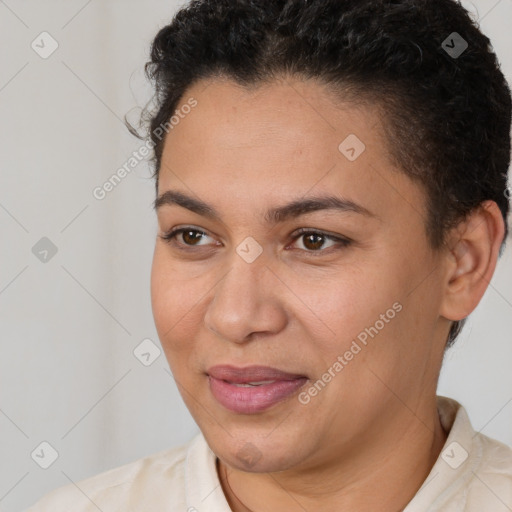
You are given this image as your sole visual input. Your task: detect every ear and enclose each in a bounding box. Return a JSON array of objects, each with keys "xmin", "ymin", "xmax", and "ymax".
[{"xmin": 439, "ymin": 200, "xmax": 505, "ymax": 322}]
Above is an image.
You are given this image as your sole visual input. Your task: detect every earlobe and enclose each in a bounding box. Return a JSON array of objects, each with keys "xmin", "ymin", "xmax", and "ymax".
[{"xmin": 440, "ymin": 201, "xmax": 505, "ymax": 321}]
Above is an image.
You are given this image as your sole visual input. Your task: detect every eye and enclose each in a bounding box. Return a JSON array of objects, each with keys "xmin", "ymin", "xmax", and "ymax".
[
  {"xmin": 159, "ymin": 226, "xmax": 352, "ymax": 256},
  {"xmin": 159, "ymin": 226, "xmax": 215, "ymax": 249},
  {"xmin": 288, "ymin": 228, "xmax": 352, "ymax": 255}
]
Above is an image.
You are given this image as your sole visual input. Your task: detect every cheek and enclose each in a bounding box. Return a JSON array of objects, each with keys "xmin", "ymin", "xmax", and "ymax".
[
  {"xmin": 307, "ymin": 257, "xmax": 418, "ymax": 379},
  {"xmin": 304, "ymin": 266, "xmax": 399, "ymax": 349},
  {"xmin": 150, "ymin": 249, "xmax": 205, "ymax": 354}
]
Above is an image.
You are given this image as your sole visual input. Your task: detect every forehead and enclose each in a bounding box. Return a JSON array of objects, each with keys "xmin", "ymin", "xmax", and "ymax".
[
  {"xmin": 167, "ymin": 76, "xmax": 381, "ymax": 155},
  {"xmin": 157, "ymin": 77, "xmax": 427, "ymax": 228}
]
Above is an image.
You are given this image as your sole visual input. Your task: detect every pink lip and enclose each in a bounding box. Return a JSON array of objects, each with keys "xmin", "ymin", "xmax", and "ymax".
[{"xmin": 207, "ymin": 365, "xmax": 308, "ymax": 414}]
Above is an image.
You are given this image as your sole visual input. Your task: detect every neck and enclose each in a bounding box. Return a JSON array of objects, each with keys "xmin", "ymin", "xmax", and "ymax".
[{"xmin": 216, "ymin": 399, "xmax": 448, "ymax": 512}]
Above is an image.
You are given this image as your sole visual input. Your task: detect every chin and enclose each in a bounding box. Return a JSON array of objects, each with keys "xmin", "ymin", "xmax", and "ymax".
[{"xmin": 203, "ymin": 427, "xmax": 310, "ymax": 473}]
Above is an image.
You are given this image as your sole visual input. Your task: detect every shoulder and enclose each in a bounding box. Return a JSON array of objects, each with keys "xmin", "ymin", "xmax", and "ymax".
[
  {"xmin": 464, "ymin": 432, "xmax": 512, "ymax": 511},
  {"xmin": 24, "ymin": 436, "xmax": 196, "ymax": 512},
  {"xmin": 418, "ymin": 396, "xmax": 512, "ymax": 512}
]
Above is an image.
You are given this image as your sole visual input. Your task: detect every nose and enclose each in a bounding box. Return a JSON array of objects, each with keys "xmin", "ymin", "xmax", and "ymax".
[{"xmin": 203, "ymin": 252, "xmax": 288, "ymax": 344}]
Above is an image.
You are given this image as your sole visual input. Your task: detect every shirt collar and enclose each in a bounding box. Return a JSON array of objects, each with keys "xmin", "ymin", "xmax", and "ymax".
[
  {"xmin": 403, "ymin": 395, "xmax": 482, "ymax": 510},
  {"xmin": 185, "ymin": 432, "xmax": 232, "ymax": 511}
]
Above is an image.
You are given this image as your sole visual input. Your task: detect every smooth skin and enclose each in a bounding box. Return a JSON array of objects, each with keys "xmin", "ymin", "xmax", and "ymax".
[{"xmin": 150, "ymin": 76, "xmax": 505, "ymax": 512}]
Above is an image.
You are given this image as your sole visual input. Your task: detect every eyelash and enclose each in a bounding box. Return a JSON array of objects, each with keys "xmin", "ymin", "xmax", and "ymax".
[{"xmin": 158, "ymin": 226, "xmax": 352, "ymax": 256}]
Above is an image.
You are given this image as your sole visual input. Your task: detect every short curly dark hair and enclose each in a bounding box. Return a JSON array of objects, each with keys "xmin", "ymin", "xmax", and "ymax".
[{"xmin": 127, "ymin": 0, "xmax": 512, "ymax": 349}]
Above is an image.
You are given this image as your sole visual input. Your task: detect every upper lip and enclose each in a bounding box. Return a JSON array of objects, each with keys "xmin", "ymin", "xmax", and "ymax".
[{"xmin": 207, "ymin": 365, "xmax": 307, "ymax": 384}]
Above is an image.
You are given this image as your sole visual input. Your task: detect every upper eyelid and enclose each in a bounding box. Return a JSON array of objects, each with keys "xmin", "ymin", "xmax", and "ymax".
[
  {"xmin": 165, "ymin": 225, "xmax": 213, "ymax": 238},
  {"xmin": 163, "ymin": 225, "xmax": 341, "ymax": 236}
]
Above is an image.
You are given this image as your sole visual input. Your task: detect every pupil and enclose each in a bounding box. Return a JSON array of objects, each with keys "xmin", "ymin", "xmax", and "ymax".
[
  {"xmin": 305, "ymin": 234, "xmax": 323, "ymax": 250},
  {"xmin": 184, "ymin": 230, "xmax": 202, "ymax": 245}
]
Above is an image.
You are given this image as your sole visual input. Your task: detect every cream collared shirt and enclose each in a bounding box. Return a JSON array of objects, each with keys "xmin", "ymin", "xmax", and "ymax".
[{"xmin": 25, "ymin": 396, "xmax": 512, "ymax": 511}]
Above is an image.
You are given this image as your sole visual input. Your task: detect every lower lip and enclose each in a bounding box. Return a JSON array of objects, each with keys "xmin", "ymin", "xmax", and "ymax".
[{"xmin": 209, "ymin": 376, "xmax": 308, "ymax": 414}]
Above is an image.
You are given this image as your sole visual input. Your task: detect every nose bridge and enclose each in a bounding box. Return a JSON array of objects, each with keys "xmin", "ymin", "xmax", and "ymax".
[{"xmin": 204, "ymin": 246, "xmax": 285, "ymax": 343}]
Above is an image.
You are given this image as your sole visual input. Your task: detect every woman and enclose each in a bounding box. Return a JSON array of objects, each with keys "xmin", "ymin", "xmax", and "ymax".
[{"xmin": 27, "ymin": 0, "xmax": 512, "ymax": 510}]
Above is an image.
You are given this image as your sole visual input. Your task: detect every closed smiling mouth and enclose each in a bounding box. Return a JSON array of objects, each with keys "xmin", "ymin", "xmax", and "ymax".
[{"xmin": 206, "ymin": 365, "xmax": 309, "ymax": 414}]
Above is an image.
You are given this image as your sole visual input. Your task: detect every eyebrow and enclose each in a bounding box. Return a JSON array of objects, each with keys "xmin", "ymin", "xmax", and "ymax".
[{"xmin": 153, "ymin": 190, "xmax": 376, "ymax": 224}]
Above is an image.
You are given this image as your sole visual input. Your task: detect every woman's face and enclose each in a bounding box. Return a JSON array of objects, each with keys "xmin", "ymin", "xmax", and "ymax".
[{"xmin": 151, "ymin": 76, "xmax": 450, "ymax": 473}]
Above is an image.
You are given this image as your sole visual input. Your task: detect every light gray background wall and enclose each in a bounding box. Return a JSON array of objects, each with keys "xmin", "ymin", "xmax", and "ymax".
[{"xmin": 0, "ymin": 1, "xmax": 510, "ymax": 511}]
